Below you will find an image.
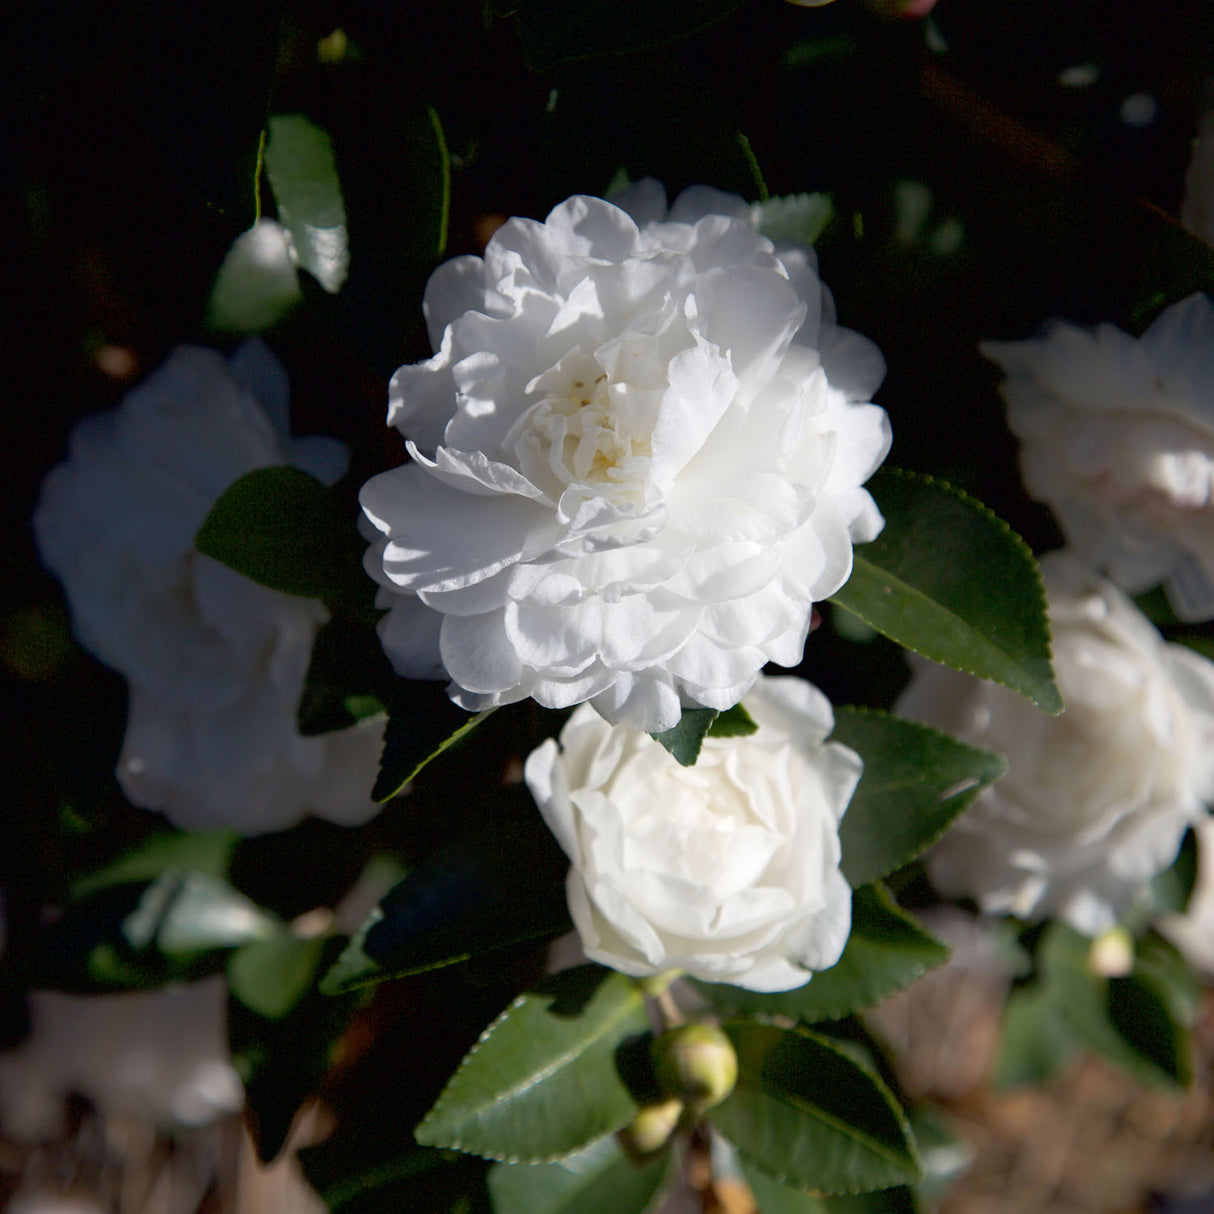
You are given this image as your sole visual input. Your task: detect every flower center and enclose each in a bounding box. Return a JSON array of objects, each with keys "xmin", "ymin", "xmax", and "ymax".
[{"xmin": 506, "ymin": 362, "xmax": 654, "ymax": 499}]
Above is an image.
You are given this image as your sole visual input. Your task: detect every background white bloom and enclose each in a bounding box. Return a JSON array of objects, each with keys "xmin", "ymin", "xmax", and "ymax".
[
  {"xmin": 898, "ymin": 551, "xmax": 1214, "ymax": 934},
  {"xmin": 33, "ymin": 342, "xmax": 384, "ymax": 834},
  {"xmin": 361, "ymin": 182, "xmax": 889, "ymax": 733},
  {"xmin": 0, "ymin": 979, "xmax": 242, "ymax": 1138},
  {"xmin": 523, "ymin": 676, "xmax": 861, "ymax": 991},
  {"xmin": 985, "ymin": 292, "xmax": 1214, "ymax": 620}
]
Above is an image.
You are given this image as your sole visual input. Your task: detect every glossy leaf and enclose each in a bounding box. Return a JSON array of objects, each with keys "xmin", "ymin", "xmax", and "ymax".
[
  {"xmin": 830, "ymin": 708, "xmax": 1007, "ymax": 887},
  {"xmin": 321, "ymin": 797, "xmax": 570, "ymax": 994},
  {"xmin": 415, "ymin": 967, "xmax": 650, "ymax": 1162},
  {"xmin": 195, "ymin": 468, "xmax": 374, "ymax": 620},
  {"xmin": 697, "ymin": 884, "xmax": 949, "ymax": 1022},
  {"xmin": 709, "ymin": 1021, "xmax": 921, "ymax": 1195},
  {"xmin": 122, "ymin": 870, "xmax": 276, "ymax": 954},
  {"xmin": 372, "ymin": 681, "xmax": 494, "ymax": 801},
  {"xmin": 500, "ymin": 0, "xmax": 751, "ymax": 71},
  {"xmin": 651, "ymin": 707, "xmax": 718, "ymax": 766},
  {"xmin": 744, "ymin": 1165, "xmax": 922, "ymax": 1213},
  {"xmin": 831, "ymin": 470, "xmax": 1061, "ymax": 714},
  {"xmin": 264, "ymin": 114, "xmax": 349, "ymax": 293},
  {"xmin": 488, "ymin": 1136, "xmax": 670, "ymax": 1214}
]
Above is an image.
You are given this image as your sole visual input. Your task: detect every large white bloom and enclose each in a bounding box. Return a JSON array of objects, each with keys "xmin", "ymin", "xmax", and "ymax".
[
  {"xmin": 898, "ymin": 552, "xmax": 1214, "ymax": 935},
  {"xmin": 523, "ymin": 676, "xmax": 861, "ymax": 991},
  {"xmin": 985, "ymin": 293, "xmax": 1214, "ymax": 620},
  {"xmin": 33, "ymin": 342, "xmax": 384, "ymax": 834},
  {"xmin": 361, "ymin": 181, "xmax": 890, "ymax": 733}
]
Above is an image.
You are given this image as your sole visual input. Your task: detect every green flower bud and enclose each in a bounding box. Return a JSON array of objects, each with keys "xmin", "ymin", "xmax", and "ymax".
[
  {"xmin": 651, "ymin": 1023, "xmax": 738, "ymax": 1111},
  {"xmin": 621, "ymin": 1097, "xmax": 685, "ymax": 1155}
]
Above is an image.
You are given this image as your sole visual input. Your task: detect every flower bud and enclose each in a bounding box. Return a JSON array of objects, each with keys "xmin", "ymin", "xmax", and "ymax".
[
  {"xmin": 1088, "ymin": 927, "xmax": 1134, "ymax": 978},
  {"xmin": 651, "ymin": 1023, "xmax": 738, "ymax": 1111},
  {"xmin": 620, "ymin": 1097, "xmax": 684, "ymax": 1155}
]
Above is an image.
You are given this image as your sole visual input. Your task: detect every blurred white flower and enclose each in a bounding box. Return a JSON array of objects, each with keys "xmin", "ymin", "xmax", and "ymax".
[
  {"xmin": 0, "ymin": 979, "xmax": 242, "ymax": 1138},
  {"xmin": 985, "ymin": 292, "xmax": 1214, "ymax": 621},
  {"xmin": 523, "ymin": 676, "xmax": 860, "ymax": 991},
  {"xmin": 361, "ymin": 181, "xmax": 889, "ymax": 732},
  {"xmin": 898, "ymin": 551, "xmax": 1214, "ymax": 934},
  {"xmin": 34, "ymin": 342, "xmax": 384, "ymax": 834}
]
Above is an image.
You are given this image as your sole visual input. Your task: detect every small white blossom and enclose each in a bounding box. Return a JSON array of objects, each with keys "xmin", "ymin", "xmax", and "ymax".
[
  {"xmin": 361, "ymin": 182, "xmax": 889, "ymax": 732},
  {"xmin": 985, "ymin": 292, "xmax": 1214, "ymax": 620},
  {"xmin": 34, "ymin": 342, "xmax": 383, "ymax": 834},
  {"xmin": 898, "ymin": 552, "xmax": 1214, "ymax": 934},
  {"xmin": 524, "ymin": 676, "xmax": 860, "ymax": 991}
]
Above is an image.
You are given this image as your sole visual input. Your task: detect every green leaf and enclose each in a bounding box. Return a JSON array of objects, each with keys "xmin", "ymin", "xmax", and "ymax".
[
  {"xmin": 321, "ymin": 794, "xmax": 570, "ymax": 994},
  {"xmin": 500, "ymin": 0, "xmax": 751, "ymax": 71},
  {"xmin": 264, "ymin": 114, "xmax": 349, "ymax": 293},
  {"xmin": 1034, "ymin": 923, "xmax": 1191, "ymax": 1089},
  {"xmin": 1146, "ymin": 826, "xmax": 1199, "ymax": 916},
  {"xmin": 707, "ymin": 702, "xmax": 759, "ymax": 739},
  {"xmin": 697, "ymin": 884, "xmax": 949, "ymax": 1022},
  {"xmin": 195, "ymin": 467, "xmax": 374, "ymax": 619},
  {"xmin": 403, "ymin": 107, "xmax": 451, "ymax": 268},
  {"xmin": 229, "ymin": 932, "xmax": 327, "ymax": 1020},
  {"xmin": 228, "ymin": 935, "xmax": 364, "ymax": 1161},
  {"xmin": 709, "ymin": 1021, "xmax": 921, "ymax": 1195},
  {"xmin": 829, "ymin": 708, "xmax": 1007, "ymax": 888},
  {"xmin": 208, "ymin": 219, "xmax": 303, "ymax": 333},
  {"xmin": 297, "ymin": 618, "xmax": 394, "ymax": 736},
  {"xmin": 743, "ymin": 1165, "xmax": 922, "ymax": 1213},
  {"xmin": 415, "ymin": 967, "xmax": 651, "ymax": 1162},
  {"xmin": 488, "ymin": 1136, "xmax": 670, "ymax": 1214},
  {"xmin": 650, "ymin": 707, "xmax": 718, "ymax": 766},
  {"xmin": 831, "ymin": 470, "xmax": 1062, "ymax": 714},
  {"xmin": 71, "ymin": 828, "xmax": 237, "ymax": 898},
  {"xmin": 994, "ymin": 983, "xmax": 1082, "ymax": 1089},
  {"xmin": 372, "ymin": 681, "xmax": 495, "ymax": 801}
]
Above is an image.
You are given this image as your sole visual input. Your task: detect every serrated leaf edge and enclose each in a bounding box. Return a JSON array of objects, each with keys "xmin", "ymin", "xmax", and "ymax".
[{"xmin": 835, "ymin": 468, "xmax": 1062, "ymax": 714}]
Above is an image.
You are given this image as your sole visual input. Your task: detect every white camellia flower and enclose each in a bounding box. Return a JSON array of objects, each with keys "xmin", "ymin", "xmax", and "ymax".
[
  {"xmin": 523, "ymin": 676, "xmax": 861, "ymax": 991},
  {"xmin": 361, "ymin": 181, "xmax": 890, "ymax": 733},
  {"xmin": 898, "ymin": 551, "xmax": 1214, "ymax": 935},
  {"xmin": 33, "ymin": 342, "xmax": 384, "ymax": 834},
  {"xmin": 985, "ymin": 292, "xmax": 1214, "ymax": 621}
]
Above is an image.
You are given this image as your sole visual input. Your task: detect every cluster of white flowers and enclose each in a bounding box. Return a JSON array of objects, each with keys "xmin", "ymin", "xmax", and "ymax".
[
  {"xmin": 898, "ymin": 552, "xmax": 1214, "ymax": 934},
  {"xmin": 34, "ymin": 341, "xmax": 384, "ymax": 835}
]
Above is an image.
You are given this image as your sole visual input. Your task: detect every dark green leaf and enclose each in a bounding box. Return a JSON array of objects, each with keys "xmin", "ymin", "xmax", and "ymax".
[
  {"xmin": 1146, "ymin": 827, "xmax": 1199, "ymax": 916},
  {"xmin": 1035, "ymin": 924, "xmax": 1190, "ymax": 1089},
  {"xmin": 501, "ymin": 0, "xmax": 751, "ymax": 71},
  {"xmin": 195, "ymin": 468, "xmax": 374, "ymax": 619},
  {"xmin": 297, "ymin": 618, "xmax": 394, "ymax": 736},
  {"xmin": 371, "ymin": 680, "xmax": 494, "ymax": 801},
  {"xmin": 488, "ymin": 1136, "xmax": 670, "ymax": 1214},
  {"xmin": 743, "ymin": 1165, "xmax": 922, "ymax": 1213},
  {"xmin": 651, "ymin": 708, "xmax": 718, "ymax": 766},
  {"xmin": 403, "ymin": 107, "xmax": 451, "ymax": 269},
  {"xmin": 707, "ymin": 703, "xmax": 759, "ymax": 739},
  {"xmin": 321, "ymin": 800, "xmax": 570, "ymax": 994},
  {"xmin": 831, "ymin": 470, "xmax": 1062, "ymax": 714},
  {"xmin": 415, "ymin": 967, "xmax": 650, "ymax": 1162},
  {"xmin": 830, "ymin": 708, "xmax": 1007, "ymax": 888},
  {"xmin": 229, "ymin": 935, "xmax": 364, "ymax": 1161},
  {"xmin": 994, "ymin": 983, "xmax": 1081, "ymax": 1089},
  {"xmin": 264, "ymin": 114, "xmax": 349, "ymax": 293},
  {"xmin": 1133, "ymin": 932, "xmax": 1203, "ymax": 1026},
  {"xmin": 697, "ymin": 884, "xmax": 949, "ymax": 1022},
  {"xmin": 709, "ymin": 1021, "xmax": 921, "ymax": 1195}
]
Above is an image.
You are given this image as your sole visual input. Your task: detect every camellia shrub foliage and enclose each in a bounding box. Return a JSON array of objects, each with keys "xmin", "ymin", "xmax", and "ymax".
[{"xmin": 7, "ymin": 1, "xmax": 1214, "ymax": 1211}]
